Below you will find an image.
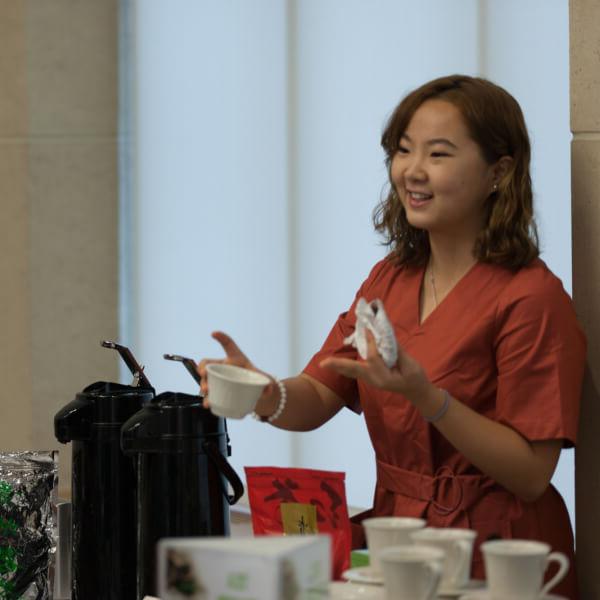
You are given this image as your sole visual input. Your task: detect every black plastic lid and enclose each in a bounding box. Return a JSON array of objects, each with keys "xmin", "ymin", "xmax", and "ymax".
[
  {"xmin": 121, "ymin": 391, "xmax": 226, "ymax": 454},
  {"xmin": 54, "ymin": 381, "xmax": 154, "ymax": 443}
]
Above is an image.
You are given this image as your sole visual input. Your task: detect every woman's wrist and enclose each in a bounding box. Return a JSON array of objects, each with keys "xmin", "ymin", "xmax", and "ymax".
[
  {"xmin": 252, "ymin": 378, "xmax": 286, "ymax": 422},
  {"xmin": 417, "ymin": 384, "xmax": 450, "ymax": 422}
]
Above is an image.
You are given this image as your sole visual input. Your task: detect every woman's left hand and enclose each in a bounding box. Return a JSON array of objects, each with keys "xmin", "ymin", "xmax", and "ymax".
[{"xmin": 320, "ymin": 330, "xmax": 432, "ymax": 403}]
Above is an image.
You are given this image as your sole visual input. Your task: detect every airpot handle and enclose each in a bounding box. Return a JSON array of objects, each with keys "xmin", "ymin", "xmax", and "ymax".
[
  {"xmin": 101, "ymin": 340, "xmax": 153, "ymax": 390},
  {"xmin": 163, "ymin": 354, "xmax": 202, "ymax": 385},
  {"xmin": 202, "ymin": 440, "xmax": 244, "ymax": 505}
]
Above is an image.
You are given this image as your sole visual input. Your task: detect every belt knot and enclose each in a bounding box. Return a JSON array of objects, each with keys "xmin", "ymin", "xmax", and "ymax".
[{"xmin": 429, "ymin": 465, "xmax": 463, "ymax": 516}]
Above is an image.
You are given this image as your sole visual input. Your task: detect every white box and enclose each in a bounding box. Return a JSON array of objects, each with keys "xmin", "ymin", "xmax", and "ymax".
[{"xmin": 157, "ymin": 534, "xmax": 331, "ymax": 600}]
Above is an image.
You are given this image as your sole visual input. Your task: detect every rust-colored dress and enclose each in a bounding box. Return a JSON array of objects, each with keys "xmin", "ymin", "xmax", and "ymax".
[{"xmin": 304, "ymin": 257, "xmax": 586, "ymax": 599}]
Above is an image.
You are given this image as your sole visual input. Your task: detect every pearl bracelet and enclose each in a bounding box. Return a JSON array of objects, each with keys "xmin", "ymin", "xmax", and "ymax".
[
  {"xmin": 424, "ymin": 389, "xmax": 450, "ymax": 423},
  {"xmin": 252, "ymin": 378, "xmax": 287, "ymax": 423}
]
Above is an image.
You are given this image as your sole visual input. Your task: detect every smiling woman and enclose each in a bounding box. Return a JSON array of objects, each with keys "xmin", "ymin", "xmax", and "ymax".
[{"xmin": 198, "ymin": 74, "xmax": 586, "ymax": 600}]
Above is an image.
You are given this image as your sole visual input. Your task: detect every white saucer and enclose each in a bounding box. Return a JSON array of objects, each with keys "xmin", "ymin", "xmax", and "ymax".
[
  {"xmin": 457, "ymin": 591, "xmax": 566, "ymax": 600},
  {"xmin": 437, "ymin": 579, "xmax": 485, "ymax": 597},
  {"xmin": 329, "ymin": 581, "xmax": 385, "ymax": 599},
  {"xmin": 341, "ymin": 566, "xmax": 383, "ymax": 586}
]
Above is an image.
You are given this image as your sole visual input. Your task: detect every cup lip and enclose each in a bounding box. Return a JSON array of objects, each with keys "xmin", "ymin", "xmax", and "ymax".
[
  {"xmin": 362, "ymin": 516, "xmax": 426, "ymax": 530},
  {"xmin": 206, "ymin": 363, "xmax": 270, "ymax": 386},
  {"xmin": 379, "ymin": 544, "xmax": 445, "ymax": 562},
  {"xmin": 480, "ymin": 539, "xmax": 551, "ymax": 556},
  {"xmin": 411, "ymin": 527, "xmax": 477, "ymax": 541}
]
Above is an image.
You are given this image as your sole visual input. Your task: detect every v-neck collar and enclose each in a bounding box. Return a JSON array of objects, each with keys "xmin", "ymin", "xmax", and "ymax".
[{"xmin": 416, "ymin": 261, "xmax": 481, "ymax": 328}]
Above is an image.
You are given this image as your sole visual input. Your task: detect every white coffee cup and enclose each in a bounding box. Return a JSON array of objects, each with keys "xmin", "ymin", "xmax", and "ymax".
[
  {"xmin": 205, "ymin": 363, "xmax": 270, "ymax": 418},
  {"xmin": 481, "ymin": 539, "xmax": 569, "ymax": 599},
  {"xmin": 362, "ymin": 516, "xmax": 426, "ymax": 575},
  {"xmin": 410, "ymin": 527, "xmax": 476, "ymax": 590},
  {"xmin": 379, "ymin": 545, "xmax": 444, "ymax": 600}
]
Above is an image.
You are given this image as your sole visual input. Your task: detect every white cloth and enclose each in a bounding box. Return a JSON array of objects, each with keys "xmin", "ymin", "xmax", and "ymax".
[{"xmin": 344, "ymin": 298, "xmax": 398, "ymax": 368}]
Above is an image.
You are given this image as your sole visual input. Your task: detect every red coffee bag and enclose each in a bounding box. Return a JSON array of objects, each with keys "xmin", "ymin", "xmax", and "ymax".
[{"xmin": 245, "ymin": 466, "xmax": 351, "ymax": 580}]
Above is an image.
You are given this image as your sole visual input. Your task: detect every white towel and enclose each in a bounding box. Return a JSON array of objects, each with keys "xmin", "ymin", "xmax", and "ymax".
[{"xmin": 343, "ymin": 298, "xmax": 398, "ymax": 368}]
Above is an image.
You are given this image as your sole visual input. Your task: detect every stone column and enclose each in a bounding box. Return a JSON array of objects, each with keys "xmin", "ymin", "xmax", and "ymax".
[
  {"xmin": 571, "ymin": 0, "xmax": 600, "ymax": 596},
  {"xmin": 0, "ymin": 1, "xmax": 120, "ymax": 497}
]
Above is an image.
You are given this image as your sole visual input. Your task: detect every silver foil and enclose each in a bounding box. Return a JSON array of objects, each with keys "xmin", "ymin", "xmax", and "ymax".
[{"xmin": 0, "ymin": 451, "xmax": 58, "ymax": 600}]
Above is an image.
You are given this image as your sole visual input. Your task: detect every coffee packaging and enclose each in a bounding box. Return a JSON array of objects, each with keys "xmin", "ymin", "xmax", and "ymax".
[{"xmin": 158, "ymin": 535, "xmax": 330, "ymax": 600}]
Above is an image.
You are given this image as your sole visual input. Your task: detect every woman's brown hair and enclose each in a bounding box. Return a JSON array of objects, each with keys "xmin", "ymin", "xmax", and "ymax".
[{"xmin": 374, "ymin": 74, "xmax": 539, "ymax": 269}]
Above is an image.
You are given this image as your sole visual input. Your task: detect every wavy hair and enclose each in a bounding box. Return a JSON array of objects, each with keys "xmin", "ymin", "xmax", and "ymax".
[{"xmin": 374, "ymin": 74, "xmax": 539, "ymax": 269}]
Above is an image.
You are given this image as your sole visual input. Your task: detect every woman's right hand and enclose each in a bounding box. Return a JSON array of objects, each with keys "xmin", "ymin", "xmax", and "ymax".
[{"xmin": 196, "ymin": 331, "xmax": 275, "ymax": 410}]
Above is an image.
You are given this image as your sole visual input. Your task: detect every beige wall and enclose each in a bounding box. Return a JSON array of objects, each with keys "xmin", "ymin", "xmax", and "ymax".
[
  {"xmin": 571, "ymin": 0, "xmax": 600, "ymax": 597},
  {"xmin": 0, "ymin": 0, "xmax": 119, "ymax": 496}
]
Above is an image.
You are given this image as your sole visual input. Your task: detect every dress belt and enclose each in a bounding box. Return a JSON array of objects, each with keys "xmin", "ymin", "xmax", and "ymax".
[{"xmin": 376, "ymin": 459, "xmax": 503, "ymax": 518}]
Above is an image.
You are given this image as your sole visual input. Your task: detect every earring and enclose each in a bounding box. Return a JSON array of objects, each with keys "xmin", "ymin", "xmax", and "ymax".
[{"xmin": 492, "ymin": 183, "xmax": 498, "ymax": 192}]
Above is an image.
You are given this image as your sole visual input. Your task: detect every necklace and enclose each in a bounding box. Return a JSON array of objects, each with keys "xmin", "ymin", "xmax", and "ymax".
[
  {"xmin": 429, "ymin": 258, "xmax": 477, "ymax": 309},
  {"xmin": 429, "ymin": 262, "xmax": 439, "ymax": 307}
]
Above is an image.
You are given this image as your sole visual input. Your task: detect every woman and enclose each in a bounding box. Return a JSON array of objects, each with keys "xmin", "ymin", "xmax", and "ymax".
[{"xmin": 198, "ymin": 75, "xmax": 585, "ymax": 599}]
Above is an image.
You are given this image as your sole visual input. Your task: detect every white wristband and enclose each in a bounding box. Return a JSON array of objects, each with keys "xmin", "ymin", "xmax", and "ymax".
[{"xmin": 252, "ymin": 378, "xmax": 287, "ymax": 423}]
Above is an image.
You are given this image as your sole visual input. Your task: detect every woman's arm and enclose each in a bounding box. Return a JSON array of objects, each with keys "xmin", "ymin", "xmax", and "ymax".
[
  {"xmin": 253, "ymin": 374, "xmax": 347, "ymax": 431},
  {"xmin": 321, "ymin": 330, "xmax": 562, "ymax": 503},
  {"xmin": 416, "ymin": 385, "xmax": 561, "ymax": 503},
  {"xmin": 197, "ymin": 331, "xmax": 347, "ymax": 432}
]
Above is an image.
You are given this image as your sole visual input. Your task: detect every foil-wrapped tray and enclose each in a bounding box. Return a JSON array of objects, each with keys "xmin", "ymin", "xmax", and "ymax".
[{"xmin": 0, "ymin": 451, "xmax": 58, "ymax": 600}]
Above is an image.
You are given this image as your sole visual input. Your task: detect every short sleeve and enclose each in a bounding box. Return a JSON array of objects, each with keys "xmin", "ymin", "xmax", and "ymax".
[
  {"xmin": 303, "ymin": 259, "xmax": 392, "ymax": 412},
  {"xmin": 494, "ymin": 272, "xmax": 586, "ymax": 447}
]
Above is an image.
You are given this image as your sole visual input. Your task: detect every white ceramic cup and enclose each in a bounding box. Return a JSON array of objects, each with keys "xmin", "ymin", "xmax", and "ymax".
[
  {"xmin": 481, "ymin": 539, "xmax": 569, "ymax": 599},
  {"xmin": 362, "ymin": 516, "xmax": 426, "ymax": 575},
  {"xmin": 410, "ymin": 527, "xmax": 476, "ymax": 590},
  {"xmin": 379, "ymin": 545, "xmax": 444, "ymax": 600},
  {"xmin": 205, "ymin": 363, "xmax": 270, "ymax": 419}
]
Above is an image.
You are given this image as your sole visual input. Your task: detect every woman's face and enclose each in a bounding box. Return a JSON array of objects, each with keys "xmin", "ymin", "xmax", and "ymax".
[{"xmin": 390, "ymin": 99, "xmax": 498, "ymax": 240}]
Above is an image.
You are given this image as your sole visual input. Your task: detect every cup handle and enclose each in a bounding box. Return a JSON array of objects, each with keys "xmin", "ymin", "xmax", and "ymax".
[
  {"xmin": 540, "ymin": 551, "xmax": 570, "ymax": 596},
  {"xmin": 449, "ymin": 539, "xmax": 471, "ymax": 585},
  {"xmin": 424, "ymin": 560, "xmax": 443, "ymax": 600}
]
